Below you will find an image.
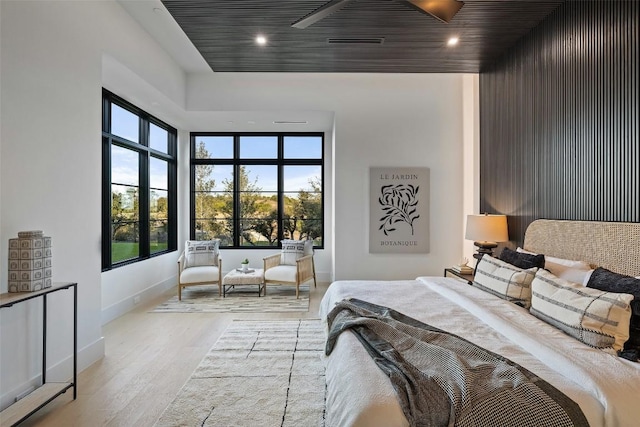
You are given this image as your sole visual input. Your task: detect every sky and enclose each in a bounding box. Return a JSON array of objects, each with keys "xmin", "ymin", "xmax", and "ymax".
[
  {"xmin": 195, "ymin": 135, "xmax": 322, "ymax": 192},
  {"xmin": 108, "ymin": 102, "xmax": 322, "ymax": 196}
]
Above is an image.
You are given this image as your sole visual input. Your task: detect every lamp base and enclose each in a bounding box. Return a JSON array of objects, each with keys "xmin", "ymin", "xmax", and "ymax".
[{"xmin": 472, "ymin": 241, "xmax": 498, "ymax": 264}]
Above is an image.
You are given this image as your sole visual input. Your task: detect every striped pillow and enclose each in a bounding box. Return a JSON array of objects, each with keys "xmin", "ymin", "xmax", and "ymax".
[
  {"xmin": 185, "ymin": 240, "xmax": 219, "ymax": 267},
  {"xmin": 473, "ymin": 255, "xmax": 538, "ymax": 308},
  {"xmin": 531, "ymin": 269, "xmax": 634, "ymax": 352},
  {"xmin": 280, "ymin": 239, "xmax": 314, "ymax": 265},
  {"xmin": 280, "ymin": 240, "xmax": 306, "ymax": 265}
]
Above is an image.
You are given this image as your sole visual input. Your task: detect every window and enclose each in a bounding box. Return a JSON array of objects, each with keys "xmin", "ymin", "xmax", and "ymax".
[
  {"xmin": 191, "ymin": 133, "xmax": 323, "ymax": 248},
  {"xmin": 102, "ymin": 89, "xmax": 177, "ymax": 270}
]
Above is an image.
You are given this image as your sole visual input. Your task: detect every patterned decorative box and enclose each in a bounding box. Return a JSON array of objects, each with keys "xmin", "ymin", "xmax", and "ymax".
[{"xmin": 7, "ymin": 230, "xmax": 52, "ymax": 292}]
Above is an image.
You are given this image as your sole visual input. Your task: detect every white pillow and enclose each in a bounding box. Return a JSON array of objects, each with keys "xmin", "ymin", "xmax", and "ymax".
[
  {"xmin": 184, "ymin": 239, "xmax": 219, "ymax": 267},
  {"xmin": 281, "ymin": 239, "xmax": 313, "ymax": 254},
  {"xmin": 582, "ymin": 270, "xmax": 594, "ymax": 286},
  {"xmin": 302, "ymin": 240, "xmax": 314, "ymax": 256},
  {"xmin": 531, "ymin": 269, "xmax": 633, "ymax": 351},
  {"xmin": 280, "ymin": 239, "xmax": 312, "ymax": 265},
  {"xmin": 473, "ymin": 255, "xmax": 538, "ymax": 308},
  {"xmin": 517, "ymin": 247, "xmax": 592, "ymax": 283}
]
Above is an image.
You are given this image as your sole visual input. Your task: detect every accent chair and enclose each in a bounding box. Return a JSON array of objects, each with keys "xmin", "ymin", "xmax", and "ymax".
[
  {"xmin": 263, "ymin": 239, "xmax": 317, "ymax": 298},
  {"xmin": 177, "ymin": 240, "xmax": 222, "ymax": 300}
]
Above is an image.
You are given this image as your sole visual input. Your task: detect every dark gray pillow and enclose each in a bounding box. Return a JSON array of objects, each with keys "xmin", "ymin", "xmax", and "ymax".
[
  {"xmin": 587, "ymin": 267, "xmax": 640, "ymax": 354},
  {"xmin": 587, "ymin": 267, "xmax": 640, "ymax": 314},
  {"xmin": 499, "ymin": 247, "xmax": 545, "ymax": 270}
]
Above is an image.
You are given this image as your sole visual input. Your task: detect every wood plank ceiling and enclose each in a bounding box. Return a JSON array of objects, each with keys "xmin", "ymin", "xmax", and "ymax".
[{"xmin": 161, "ymin": 0, "xmax": 564, "ymax": 73}]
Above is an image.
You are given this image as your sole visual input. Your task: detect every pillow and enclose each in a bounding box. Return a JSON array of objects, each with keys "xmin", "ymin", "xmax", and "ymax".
[
  {"xmin": 531, "ymin": 269, "xmax": 633, "ymax": 352},
  {"xmin": 587, "ymin": 267, "xmax": 640, "ymax": 313},
  {"xmin": 302, "ymin": 240, "xmax": 314, "ymax": 256},
  {"xmin": 517, "ymin": 247, "xmax": 592, "ymax": 283},
  {"xmin": 280, "ymin": 239, "xmax": 313, "ymax": 265},
  {"xmin": 586, "ymin": 267, "xmax": 640, "ymax": 352},
  {"xmin": 473, "ymin": 255, "xmax": 538, "ymax": 308},
  {"xmin": 581, "ymin": 270, "xmax": 594, "ymax": 286},
  {"xmin": 184, "ymin": 239, "xmax": 219, "ymax": 267},
  {"xmin": 500, "ymin": 247, "xmax": 545, "ymax": 269}
]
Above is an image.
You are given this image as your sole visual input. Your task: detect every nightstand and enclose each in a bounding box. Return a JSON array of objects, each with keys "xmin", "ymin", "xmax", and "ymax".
[{"xmin": 444, "ymin": 268, "xmax": 474, "ymax": 285}]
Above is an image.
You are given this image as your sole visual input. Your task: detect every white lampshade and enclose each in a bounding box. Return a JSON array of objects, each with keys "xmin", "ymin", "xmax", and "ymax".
[{"xmin": 465, "ymin": 214, "xmax": 509, "ymax": 243}]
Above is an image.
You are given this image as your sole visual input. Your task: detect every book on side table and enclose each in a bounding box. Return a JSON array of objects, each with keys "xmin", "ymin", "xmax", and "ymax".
[{"xmin": 451, "ymin": 265, "xmax": 473, "ymax": 275}]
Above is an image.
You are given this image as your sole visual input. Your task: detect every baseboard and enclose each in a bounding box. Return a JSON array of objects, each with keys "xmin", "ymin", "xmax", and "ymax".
[
  {"xmin": 45, "ymin": 335, "xmax": 106, "ymax": 381},
  {"xmin": 78, "ymin": 336, "xmax": 105, "ymax": 372},
  {"xmin": 0, "ymin": 336, "xmax": 104, "ymax": 412},
  {"xmin": 0, "ymin": 376, "xmax": 40, "ymax": 412},
  {"xmin": 101, "ymin": 276, "xmax": 175, "ymax": 325},
  {"xmin": 316, "ymin": 271, "xmax": 331, "ymax": 283},
  {"xmin": 101, "ymin": 270, "xmax": 328, "ymax": 326}
]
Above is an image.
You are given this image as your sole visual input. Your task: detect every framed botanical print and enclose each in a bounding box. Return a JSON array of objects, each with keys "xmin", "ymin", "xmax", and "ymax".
[{"xmin": 369, "ymin": 167, "xmax": 430, "ymax": 253}]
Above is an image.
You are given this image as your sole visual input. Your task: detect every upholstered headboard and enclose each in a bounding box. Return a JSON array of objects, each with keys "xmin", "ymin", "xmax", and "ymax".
[{"xmin": 523, "ymin": 219, "xmax": 640, "ymax": 277}]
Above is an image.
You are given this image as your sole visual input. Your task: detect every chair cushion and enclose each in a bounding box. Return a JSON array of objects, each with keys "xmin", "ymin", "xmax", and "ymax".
[
  {"xmin": 180, "ymin": 266, "xmax": 220, "ymax": 284},
  {"xmin": 264, "ymin": 265, "xmax": 297, "ymax": 283},
  {"xmin": 280, "ymin": 239, "xmax": 313, "ymax": 265},
  {"xmin": 185, "ymin": 239, "xmax": 219, "ymax": 267}
]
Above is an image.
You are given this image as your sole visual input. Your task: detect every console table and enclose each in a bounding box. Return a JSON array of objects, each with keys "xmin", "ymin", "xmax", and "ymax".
[{"xmin": 0, "ymin": 282, "xmax": 77, "ymax": 426}]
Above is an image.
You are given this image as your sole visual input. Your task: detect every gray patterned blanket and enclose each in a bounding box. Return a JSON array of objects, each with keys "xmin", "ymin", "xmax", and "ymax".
[{"xmin": 326, "ymin": 298, "xmax": 589, "ymax": 427}]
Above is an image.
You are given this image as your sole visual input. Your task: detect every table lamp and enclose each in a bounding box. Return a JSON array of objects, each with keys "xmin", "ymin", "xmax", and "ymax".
[{"xmin": 465, "ymin": 214, "xmax": 509, "ymax": 263}]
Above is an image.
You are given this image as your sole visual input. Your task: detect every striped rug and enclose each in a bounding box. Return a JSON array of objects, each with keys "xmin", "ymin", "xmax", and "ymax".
[
  {"xmin": 154, "ymin": 319, "xmax": 326, "ymax": 426},
  {"xmin": 150, "ymin": 284, "xmax": 310, "ymax": 313}
]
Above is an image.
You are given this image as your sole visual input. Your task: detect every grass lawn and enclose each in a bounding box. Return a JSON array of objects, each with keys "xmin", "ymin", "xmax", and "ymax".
[{"xmin": 112, "ymin": 241, "xmax": 168, "ymax": 263}]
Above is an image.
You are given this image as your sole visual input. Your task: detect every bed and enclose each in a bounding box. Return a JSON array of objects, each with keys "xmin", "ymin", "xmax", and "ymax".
[{"xmin": 319, "ymin": 220, "xmax": 640, "ymax": 427}]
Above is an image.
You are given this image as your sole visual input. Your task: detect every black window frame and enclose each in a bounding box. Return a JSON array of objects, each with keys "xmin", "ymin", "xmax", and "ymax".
[
  {"xmin": 102, "ymin": 89, "xmax": 178, "ymax": 270},
  {"xmin": 190, "ymin": 132, "xmax": 325, "ymax": 249}
]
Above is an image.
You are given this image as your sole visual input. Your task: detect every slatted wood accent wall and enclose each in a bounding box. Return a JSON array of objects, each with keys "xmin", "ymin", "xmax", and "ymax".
[{"xmin": 479, "ymin": 0, "xmax": 639, "ymax": 247}]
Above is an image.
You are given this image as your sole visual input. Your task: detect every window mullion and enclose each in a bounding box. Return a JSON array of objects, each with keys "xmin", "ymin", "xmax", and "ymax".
[
  {"xmin": 102, "ymin": 137, "xmax": 113, "ymax": 270},
  {"xmin": 189, "ymin": 135, "xmax": 196, "ymax": 241},
  {"xmin": 277, "ymin": 135, "xmax": 284, "ymax": 246},
  {"xmin": 234, "ymin": 135, "xmax": 241, "ymax": 247},
  {"xmin": 139, "ymin": 151, "xmax": 150, "ymax": 258},
  {"xmin": 168, "ymin": 132, "xmax": 178, "ymax": 251}
]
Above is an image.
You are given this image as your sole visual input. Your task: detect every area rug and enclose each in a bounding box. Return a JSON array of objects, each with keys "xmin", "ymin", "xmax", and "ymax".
[
  {"xmin": 154, "ymin": 319, "xmax": 326, "ymax": 427},
  {"xmin": 150, "ymin": 285, "xmax": 310, "ymax": 313}
]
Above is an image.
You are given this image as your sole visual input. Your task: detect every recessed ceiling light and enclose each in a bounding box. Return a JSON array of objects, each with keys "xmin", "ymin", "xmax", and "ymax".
[
  {"xmin": 447, "ymin": 37, "xmax": 459, "ymax": 46},
  {"xmin": 255, "ymin": 35, "xmax": 267, "ymax": 46},
  {"xmin": 153, "ymin": 7, "xmax": 163, "ymax": 14}
]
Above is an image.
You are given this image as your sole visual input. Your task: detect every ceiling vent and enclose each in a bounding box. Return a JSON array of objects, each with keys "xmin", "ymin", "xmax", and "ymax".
[{"xmin": 326, "ymin": 37, "xmax": 385, "ymax": 45}]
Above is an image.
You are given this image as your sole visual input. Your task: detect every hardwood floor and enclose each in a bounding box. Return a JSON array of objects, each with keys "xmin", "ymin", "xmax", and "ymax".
[{"xmin": 20, "ymin": 281, "xmax": 331, "ymax": 426}]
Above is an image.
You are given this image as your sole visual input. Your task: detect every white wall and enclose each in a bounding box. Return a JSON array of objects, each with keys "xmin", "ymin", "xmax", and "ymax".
[
  {"xmin": 188, "ymin": 73, "xmax": 469, "ymax": 280},
  {"xmin": 0, "ymin": 0, "xmax": 186, "ymax": 409},
  {"xmin": 462, "ymin": 74, "xmax": 480, "ymax": 264}
]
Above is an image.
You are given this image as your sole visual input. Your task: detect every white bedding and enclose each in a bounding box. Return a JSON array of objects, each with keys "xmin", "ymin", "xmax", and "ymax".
[{"xmin": 319, "ymin": 277, "xmax": 640, "ymax": 427}]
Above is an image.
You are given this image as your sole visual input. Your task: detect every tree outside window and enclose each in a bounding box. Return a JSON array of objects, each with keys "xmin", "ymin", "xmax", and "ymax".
[{"xmin": 191, "ymin": 133, "xmax": 323, "ymax": 248}]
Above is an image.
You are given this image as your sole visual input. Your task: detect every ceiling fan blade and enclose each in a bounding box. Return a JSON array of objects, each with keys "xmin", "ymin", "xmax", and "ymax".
[
  {"xmin": 402, "ymin": 0, "xmax": 464, "ymax": 23},
  {"xmin": 292, "ymin": 0, "xmax": 355, "ymax": 29}
]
